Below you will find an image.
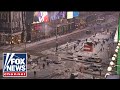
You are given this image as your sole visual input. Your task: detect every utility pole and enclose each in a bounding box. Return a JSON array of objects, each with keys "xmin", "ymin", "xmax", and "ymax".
[
  {"xmin": 22, "ymin": 12, "xmax": 26, "ymax": 53},
  {"xmin": 56, "ymin": 26, "xmax": 58, "ymax": 53},
  {"xmin": 10, "ymin": 12, "xmax": 12, "ymax": 53}
]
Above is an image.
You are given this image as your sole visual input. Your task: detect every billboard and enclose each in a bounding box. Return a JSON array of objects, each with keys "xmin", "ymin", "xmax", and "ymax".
[
  {"xmin": 67, "ymin": 11, "xmax": 73, "ymax": 19},
  {"xmin": 73, "ymin": 11, "xmax": 79, "ymax": 17},
  {"xmin": 49, "ymin": 11, "xmax": 66, "ymax": 21},
  {"xmin": 33, "ymin": 11, "xmax": 49, "ymax": 23}
]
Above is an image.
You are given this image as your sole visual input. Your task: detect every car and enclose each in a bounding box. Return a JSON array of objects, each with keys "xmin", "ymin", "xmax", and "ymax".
[
  {"xmin": 77, "ymin": 55, "xmax": 83, "ymax": 60},
  {"xmin": 85, "ymin": 57, "xmax": 102, "ymax": 63},
  {"xmin": 53, "ymin": 60, "xmax": 62, "ymax": 64},
  {"xmin": 90, "ymin": 64, "xmax": 103, "ymax": 71}
]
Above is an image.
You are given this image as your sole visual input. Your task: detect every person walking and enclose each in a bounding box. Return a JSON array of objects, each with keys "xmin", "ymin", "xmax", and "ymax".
[
  {"xmin": 103, "ymin": 40, "xmax": 105, "ymax": 44},
  {"xmin": 101, "ymin": 43, "xmax": 103, "ymax": 47},
  {"xmin": 47, "ymin": 61, "xmax": 49, "ymax": 66},
  {"xmin": 102, "ymin": 47, "xmax": 104, "ymax": 51},
  {"xmin": 100, "ymin": 48, "xmax": 102, "ymax": 52},
  {"xmin": 34, "ymin": 71, "xmax": 36, "ymax": 78},
  {"xmin": 43, "ymin": 63, "xmax": 45, "ymax": 69},
  {"xmin": 74, "ymin": 44, "xmax": 77, "ymax": 50}
]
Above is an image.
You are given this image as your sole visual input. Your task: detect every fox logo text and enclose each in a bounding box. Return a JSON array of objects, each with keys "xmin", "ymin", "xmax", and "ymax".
[{"xmin": 3, "ymin": 53, "xmax": 27, "ymax": 77}]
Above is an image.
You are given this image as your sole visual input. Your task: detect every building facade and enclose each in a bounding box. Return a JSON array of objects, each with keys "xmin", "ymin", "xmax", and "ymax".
[{"xmin": 0, "ymin": 11, "xmax": 26, "ymax": 45}]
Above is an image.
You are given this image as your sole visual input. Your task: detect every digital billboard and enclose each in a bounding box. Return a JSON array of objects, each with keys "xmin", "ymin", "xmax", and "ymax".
[
  {"xmin": 33, "ymin": 11, "xmax": 49, "ymax": 23},
  {"xmin": 67, "ymin": 11, "xmax": 73, "ymax": 19},
  {"xmin": 49, "ymin": 11, "xmax": 66, "ymax": 21},
  {"xmin": 73, "ymin": 12, "xmax": 79, "ymax": 17}
]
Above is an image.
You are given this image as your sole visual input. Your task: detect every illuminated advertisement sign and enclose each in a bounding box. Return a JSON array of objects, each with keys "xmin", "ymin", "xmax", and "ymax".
[
  {"xmin": 67, "ymin": 11, "xmax": 73, "ymax": 19},
  {"xmin": 33, "ymin": 11, "xmax": 49, "ymax": 23},
  {"xmin": 73, "ymin": 12, "xmax": 79, "ymax": 17},
  {"xmin": 49, "ymin": 11, "xmax": 66, "ymax": 21}
]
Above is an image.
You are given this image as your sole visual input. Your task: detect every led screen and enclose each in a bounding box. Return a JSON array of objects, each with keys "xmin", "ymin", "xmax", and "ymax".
[
  {"xmin": 49, "ymin": 11, "xmax": 66, "ymax": 21},
  {"xmin": 73, "ymin": 11, "xmax": 79, "ymax": 17},
  {"xmin": 33, "ymin": 11, "xmax": 49, "ymax": 23},
  {"xmin": 67, "ymin": 11, "xmax": 73, "ymax": 19}
]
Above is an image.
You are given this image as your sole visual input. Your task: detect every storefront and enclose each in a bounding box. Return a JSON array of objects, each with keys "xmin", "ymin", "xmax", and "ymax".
[
  {"xmin": 0, "ymin": 32, "xmax": 22, "ymax": 45},
  {"xmin": 31, "ymin": 22, "xmax": 45, "ymax": 41}
]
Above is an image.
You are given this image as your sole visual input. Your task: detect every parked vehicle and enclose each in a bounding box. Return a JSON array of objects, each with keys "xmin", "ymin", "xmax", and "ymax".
[
  {"xmin": 85, "ymin": 57, "xmax": 102, "ymax": 63},
  {"xmin": 90, "ymin": 63, "xmax": 103, "ymax": 71}
]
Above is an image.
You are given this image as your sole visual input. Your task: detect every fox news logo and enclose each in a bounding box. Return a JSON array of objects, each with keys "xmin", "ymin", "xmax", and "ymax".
[{"xmin": 3, "ymin": 53, "xmax": 27, "ymax": 77}]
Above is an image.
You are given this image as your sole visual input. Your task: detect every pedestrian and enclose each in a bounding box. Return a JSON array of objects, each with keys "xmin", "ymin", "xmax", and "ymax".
[
  {"xmin": 47, "ymin": 61, "xmax": 49, "ymax": 66},
  {"xmin": 66, "ymin": 42, "xmax": 69, "ymax": 49},
  {"xmin": 27, "ymin": 54, "xmax": 31, "ymax": 59},
  {"xmin": 74, "ymin": 44, "xmax": 77, "ymax": 50},
  {"xmin": 101, "ymin": 44, "xmax": 103, "ymax": 47},
  {"xmin": 43, "ymin": 63, "xmax": 45, "ymax": 69},
  {"xmin": 98, "ymin": 39, "xmax": 99, "ymax": 42},
  {"xmin": 77, "ymin": 40, "xmax": 80, "ymax": 45},
  {"xmin": 86, "ymin": 39, "xmax": 87, "ymax": 42},
  {"xmin": 34, "ymin": 71, "xmax": 36, "ymax": 78},
  {"xmin": 66, "ymin": 42, "xmax": 69, "ymax": 52},
  {"xmin": 103, "ymin": 47, "xmax": 104, "ymax": 51},
  {"xmin": 95, "ymin": 41, "xmax": 97, "ymax": 46},
  {"xmin": 46, "ymin": 56, "xmax": 48, "ymax": 60},
  {"xmin": 36, "ymin": 60, "xmax": 38, "ymax": 65},
  {"xmin": 93, "ymin": 75, "xmax": 95, "ymax": 79},
  {"xmin": 103, "ymin": 40, "xmax": 104, "ymax": 44}
]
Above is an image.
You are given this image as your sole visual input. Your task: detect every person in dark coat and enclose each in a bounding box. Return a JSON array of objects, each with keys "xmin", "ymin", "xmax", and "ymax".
[
  {"xmin": 43, "ymin": 63, "xmax": 45, "ymax": 69},
  {"xmin": 100, "ymin": 48, "xmax": 102, "ymax": 52},
  {"xmin": 34, "ymin": 71, "xmax": 36, "ymax": 77},
  {"xmin": 103, "ymin": 40, "xmax": 105, "ymax": 44},
  {"xmin": 47, "ymin": 61, "xmax": 49, "ymax": 66},
  {"xmin": 74, "ymin": 44, "xmax": 77, "ymax": 50},
  {"xmin": 102, "ymin": 47, "xmax": 104, "ymax": 51},
  {"xmin": 101, "ymin": 44, "xmax": 103, "ymax": 47}
]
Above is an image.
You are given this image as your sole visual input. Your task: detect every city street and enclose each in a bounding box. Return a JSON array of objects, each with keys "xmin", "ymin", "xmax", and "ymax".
[{"xmin": 3, "ymin": 25, "xmax": 117, "ymax": 79}]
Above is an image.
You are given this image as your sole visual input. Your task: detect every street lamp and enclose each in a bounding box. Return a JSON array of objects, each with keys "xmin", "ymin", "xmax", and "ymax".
[
  {"xmin": 105, "ymin": 72, "xmax": 111, "ymax": 78},
  {"xmin": 110, "ymin": 61, "xmax": 115, "ymax": 66},
  {"xmin": 115, "ymin": 48, "xmax": 119, "ymax": 53},
  {"xmin": 118, "ymin": 43, "xmax": 120, "ymax": 46},
  {"xmin": 113, "ymin": 54, "xmax": 117, "ymax": 58},
  {"xmin": 107, "ymin": 66, "xmax": 112, "ymax": 72},
  {"xmin": 112, "ymin": 56, "xmax": 116, "ymax": 61},
  {"xmin": 116, "ymin": 46, "xmax": 119, "ymax": 49}
]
